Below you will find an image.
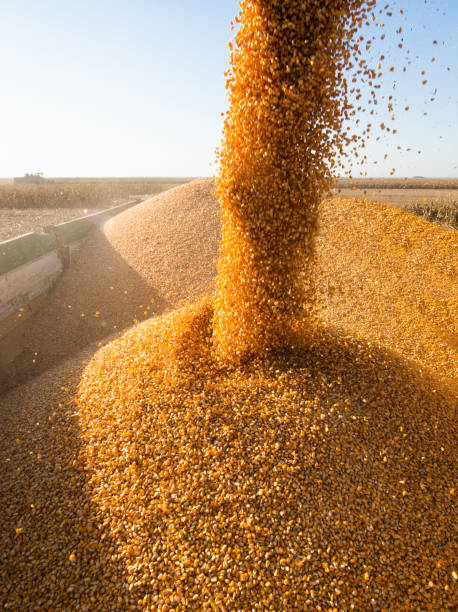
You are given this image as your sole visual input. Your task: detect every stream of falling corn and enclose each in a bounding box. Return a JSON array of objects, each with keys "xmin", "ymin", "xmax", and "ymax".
[{"xmin": 213, "ymin": 0, "xmax": 370, "ymax": 362}]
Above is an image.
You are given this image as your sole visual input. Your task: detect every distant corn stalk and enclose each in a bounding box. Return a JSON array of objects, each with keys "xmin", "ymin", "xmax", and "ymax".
[
  {"xmin": 0, "ymin": 181, "xmax": 172, "ymax": 210},
  {"xmin": 405, "ymin": 196, "xmax": 457, "ymax": 230}
]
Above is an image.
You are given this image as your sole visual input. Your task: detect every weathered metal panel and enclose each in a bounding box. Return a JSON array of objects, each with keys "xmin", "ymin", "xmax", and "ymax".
[
  {"xmin": 0, "ymin": 232, "xmax": 58, "ymax": 276},
  {"xmin": 0, "ymin": 251, "xmax": 62, "ymax": 321}
]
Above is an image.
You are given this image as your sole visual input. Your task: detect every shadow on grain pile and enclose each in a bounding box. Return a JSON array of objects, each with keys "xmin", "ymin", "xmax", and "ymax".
[
  {"xmin": 2, "ymin": 179, "xmax": 220, "ymax": 394},
  {"xmin": 0, "ymin": 344, "xmax": 132, "ymax": 609}
]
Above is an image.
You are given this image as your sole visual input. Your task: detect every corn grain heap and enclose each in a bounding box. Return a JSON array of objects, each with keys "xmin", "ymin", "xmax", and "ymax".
[
  {"xmin": 2, "ymin": 187, "xmax": 456, "ymax": 609},
  {"xmin": 1, "ymin": 0, "xmax": 457, "ymax": 611}
]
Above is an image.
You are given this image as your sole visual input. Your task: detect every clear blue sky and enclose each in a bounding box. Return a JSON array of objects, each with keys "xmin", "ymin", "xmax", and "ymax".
[{"xmin": 0, "ymin": 0, "xmax": 456, "ymax": 178}]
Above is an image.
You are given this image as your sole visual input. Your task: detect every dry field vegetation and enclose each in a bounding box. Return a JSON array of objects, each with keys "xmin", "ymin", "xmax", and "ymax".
[
  {"xmin": 0, "ymin": 178, "xmax": 191, "ymax": 241},
  {"xmin": 0, "ymin": 178, "xmax": 191, "ymax": 210},
  {"xmin": 336, "ymin": 177, "xmax": 458, "ymax": 190}
]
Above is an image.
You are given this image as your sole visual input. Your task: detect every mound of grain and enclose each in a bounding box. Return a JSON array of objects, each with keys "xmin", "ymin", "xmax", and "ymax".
[
  {"xmin": 103, "ymin": 177, "xmax": 220, "ymax": 305},
  {"xmin": 1, "ymin": 194, "xmax": 457, "ymax": 609},
  {"xmin": 5, "ymin": 176, "xmax": 455, "ymax": 395},
  {"xmin": 3, "ymin": 179, "xmax": 220, "ymax": 391},
  {"xmin": 101, "ymin": 181, "xmax": 458, "ymax": 389},
  {"xmin": 73, "ymin": 299, "xmax": 456, "ymax": 610}
]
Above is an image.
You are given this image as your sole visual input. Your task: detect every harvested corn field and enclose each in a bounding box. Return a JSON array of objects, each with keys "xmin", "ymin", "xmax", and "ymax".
[
  {"xmin": 1, "ymin": 179, "xmax": 457, "ymax": 609},
  {"xmin": 0, "ymin": 178, "xmax": 190, "ymax": 211}
]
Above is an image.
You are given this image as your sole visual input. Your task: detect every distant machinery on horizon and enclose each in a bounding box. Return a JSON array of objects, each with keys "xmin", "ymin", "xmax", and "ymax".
[{"xmin": 14, "ymin": 173, "xmax": 54, "ymax": 185}]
